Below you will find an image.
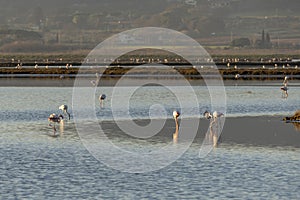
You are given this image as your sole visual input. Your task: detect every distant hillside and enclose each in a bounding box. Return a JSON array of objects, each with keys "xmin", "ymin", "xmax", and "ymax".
[
  {"xmin": 0, "ymin": 0, "xmax": 300, "ymax": 53},
  {"xmin": 1, "ymin": 0, "xmax": 299, "ymax": 24}
]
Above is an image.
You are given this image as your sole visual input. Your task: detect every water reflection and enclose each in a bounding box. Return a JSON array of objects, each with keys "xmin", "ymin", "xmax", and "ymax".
[
  {"xmin": 292, "ymin": 122, "xmax": 300, "ymax": 132},
  {"xmin": 205, "ymin": 118, "xmax": 221, "ymax": 147},
  {"xmin": 59, "ymin": 120, "xmax": 65, "ymax": 135}
]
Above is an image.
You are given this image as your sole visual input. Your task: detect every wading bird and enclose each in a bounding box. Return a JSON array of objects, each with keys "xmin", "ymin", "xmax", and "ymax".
[
  {"xmin": 203, "ymin": 110, "xmax": 224, "ymax": 121},
  {"xmin": 48, "ymin": 113, "xmax": 64, "ymax": 134},
  {"xmin": 203, "ymin": 110, "xmax": 224, "ymax": 147},
  {"xmin": 59, "ymin": 104, "xmax": 70, "ymax": 120},
  {"xmin": 99, "ymin": 94, "xmax": 106, "ymax": 107},
  {"xmin": 173, "ymin": 110, "xmax": 180, "ymax": 143},
  {"xmin": 280, "ymin": 76, "xmax": 288, "ymax": 98}
]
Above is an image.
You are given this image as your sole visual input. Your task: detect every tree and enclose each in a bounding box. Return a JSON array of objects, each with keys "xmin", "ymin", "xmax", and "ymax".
[
  {"xmin": 265, "ymin": 32, "xmax": 272, "ymax": 48},
  {"xmin": 266, "ymin": 32, "xmax": 270, "ymax": 43},
  {"xmin": 261, "ymin": 29, "xmax": 265, "ymax": 46},
  {"xmin": 257, "ymin": 30, "xmax": 272, "ymax": 48}
]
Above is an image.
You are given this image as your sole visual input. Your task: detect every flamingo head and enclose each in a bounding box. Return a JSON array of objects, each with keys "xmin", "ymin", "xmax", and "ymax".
[
  {"xmin": 59, "ymin": 105, "xmax": 67, "ymax": 111},
  {"xmin": 100, "ymin": 94, "xmax": 106, "ymax": 100},
  {"xmin": 173, "ymin": 110, "xmax": 180, "ymax": 119},
  {"xmin": 203, "ymin": 111, "xmax": 212, "ymax": 119}
]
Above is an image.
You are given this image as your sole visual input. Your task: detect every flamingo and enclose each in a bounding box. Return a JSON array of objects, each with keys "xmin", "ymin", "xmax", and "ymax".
[
  {"xmin": 203, "ymin": 111, "xmax": 224, "ymax": 121},
  {"xmin": 99, "ymin": 94, "xmax": 106, "ymax": 100},
  {"xmin": 203, "ymin": 110, "xmax": 213, "ymax": 119},
  {"xmin": 280, "ymin": 76, "xmax": 288, "ymax": 98},
  {"xmin": 173, "ymin": 110, "xmax": 180, "ymax": 142},
  {"xmin": 59, "ymin": 105, "xmax": 70, "ymax": 120},
  {"xmin": 48, "ymin": 113, "xmax": 64, "ymax": 134},
  {"xmin": 99, "ymin": 94, "xmax": 106, "ymax": 107},
  {"xmin": 203, "ymin": 111, "xmax": 224, "ymax": 147}
]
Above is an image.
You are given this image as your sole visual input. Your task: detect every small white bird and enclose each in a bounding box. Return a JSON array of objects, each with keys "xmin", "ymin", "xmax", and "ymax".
[
  {"xmin": 59, "ymin": 105, "xmax": 70, "ymax": 120},
  {"xmin": 235, "ymin": 74, "xmax": 240, "ymax": 79}
]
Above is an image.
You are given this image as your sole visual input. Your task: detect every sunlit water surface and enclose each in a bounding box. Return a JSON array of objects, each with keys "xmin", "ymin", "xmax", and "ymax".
[{"xmin": 1, "ymin": 84, "xmax": 300, "ymax": 199}]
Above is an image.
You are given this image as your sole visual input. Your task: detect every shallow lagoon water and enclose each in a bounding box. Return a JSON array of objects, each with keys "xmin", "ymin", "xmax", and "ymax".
[
  {"xmin": 1, "ymin": 81, "xmax": 300, "ymax": 199},
  {"xmin": 1, "ymin": 83, "xmax": 300, "ymax": 122}
]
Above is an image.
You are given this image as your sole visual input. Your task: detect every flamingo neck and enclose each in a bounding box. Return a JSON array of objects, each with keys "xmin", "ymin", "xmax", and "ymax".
[
  {"xmin": 173, "ymin": 117, "xmax": 179, "ymax": 140},
  {"xmin": 66, "ymin": 111, "xmax": 70, "ymax": 120}
]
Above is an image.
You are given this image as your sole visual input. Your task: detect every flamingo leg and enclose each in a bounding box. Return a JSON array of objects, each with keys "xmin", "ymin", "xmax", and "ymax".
[
  {"xmin": 53, "ymin": 124, "xmax": 56, "ymax": 134},
  {"xmin": 64, "ymin": 110, "xmax": 70, "ymax": 120}
]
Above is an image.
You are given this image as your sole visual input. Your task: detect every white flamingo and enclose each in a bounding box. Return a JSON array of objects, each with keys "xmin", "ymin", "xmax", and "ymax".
[
  {"xmin": 59, "ymin": 105, "xmax": 70, "ymax": 120},
  {"xmin": 99, "ymin": 94, "xmax": 106, "ymax": 107},
  {"xmin": 203, "ymin": 110, "xmax": 224, "ymax": 147},
  {"xmin": 173, "ymin": 110, "xmax": 180, "ymax": 142},
  {"xmin": 48, "ymin": 113, "xmax": 64, "ymax": 134},
  {"xmin": 280, "ymin": 76, "xmax": 288, "ymax": 98},
  {"xmin": 203, "ymin": 110, "xmax": 223, "ymax": 120}
]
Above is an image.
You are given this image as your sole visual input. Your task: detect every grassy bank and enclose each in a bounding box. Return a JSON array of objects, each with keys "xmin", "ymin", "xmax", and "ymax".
[{"xmin": 1, "ymin": 66, "xmax": 299, "ymax": 80}]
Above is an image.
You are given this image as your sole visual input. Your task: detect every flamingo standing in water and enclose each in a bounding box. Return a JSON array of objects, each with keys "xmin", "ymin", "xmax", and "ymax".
[
  {"xmin": 99, "ymin": 94, "xmax": 106, "ymax": 107},
  {"xmin": 59, "ymin": 105, "xmax": 70, "ymax": 120},
  {"xmin": 173, "ymin": 110, "xmax": 180, "ymax": 142},
  {"xmin": 203, "ymin": 110, "xmax": 224, "ymax": 147},
  {"xmin": 280, "ymin": 76, "xmax": 288, "ymax": 98},
  {"xmin": 48, "ymin": 113, "xmax": 64, "ymax": 134}
]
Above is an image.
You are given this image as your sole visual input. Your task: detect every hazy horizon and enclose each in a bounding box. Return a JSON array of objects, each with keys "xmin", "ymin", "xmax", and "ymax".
[{"xmin": 0, "ymin": 0, "xmax": 300, "ymax": 53}]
